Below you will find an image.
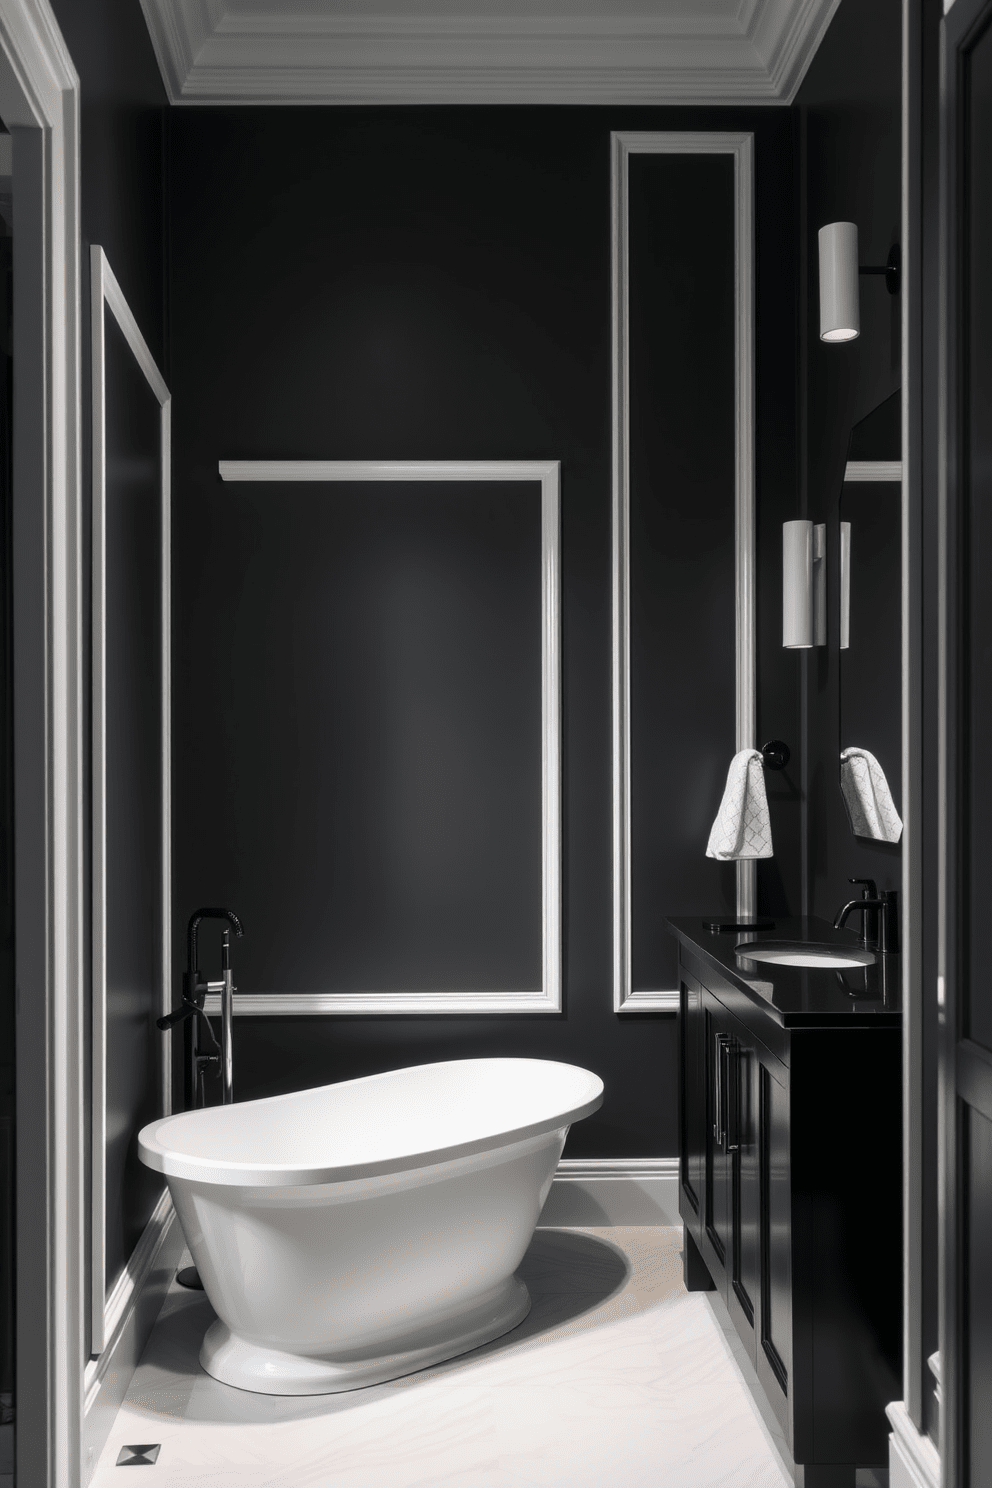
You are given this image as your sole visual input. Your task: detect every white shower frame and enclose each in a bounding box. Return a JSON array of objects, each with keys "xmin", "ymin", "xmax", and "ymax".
[
  {"xmin": 610, "ymin": 131, "xmax": 756, "ymax": 1014},
  {"xmin": 208, "ymin": 457, "xmax": 562, "ymax": 1016}
]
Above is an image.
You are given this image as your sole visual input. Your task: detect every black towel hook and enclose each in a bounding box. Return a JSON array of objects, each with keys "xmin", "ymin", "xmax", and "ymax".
[{"xmin": 760, "ymin": 739, "xmax": 791, "ymax": 771}]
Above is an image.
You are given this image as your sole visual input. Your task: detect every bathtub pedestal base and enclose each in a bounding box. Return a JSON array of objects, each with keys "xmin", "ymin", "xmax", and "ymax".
[{"xmin": 199, "ymin": 1274, "xmax": 532, "ymax": 1395}]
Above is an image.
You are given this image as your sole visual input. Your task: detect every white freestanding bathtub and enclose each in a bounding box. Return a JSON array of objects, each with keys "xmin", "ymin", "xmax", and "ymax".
[{"xmin": 138, "ymin": 1057, "xmax": 603, "ymax": 1395}]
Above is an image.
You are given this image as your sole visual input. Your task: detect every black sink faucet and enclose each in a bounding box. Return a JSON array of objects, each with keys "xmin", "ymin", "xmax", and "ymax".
[
  {"xmin": 833, "ymin": 878, "xmax": 899, "ymax": 953},
  {"xmin": 158, "ymin": 907, "xmax": 245, "ymax": 1106}
]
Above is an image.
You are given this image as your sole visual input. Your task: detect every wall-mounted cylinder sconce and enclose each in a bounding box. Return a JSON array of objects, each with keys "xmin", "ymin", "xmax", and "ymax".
[
  {"xmin": 818, "ymin": 222, "xmax": 900, "ymax": 343},
  {"xmin": 783, "ymin": 519, "xmax": 826, "ymax": 648},
  {"xmin": 819, "ymin": 222, "xmax": 860, "ymax": 342}
]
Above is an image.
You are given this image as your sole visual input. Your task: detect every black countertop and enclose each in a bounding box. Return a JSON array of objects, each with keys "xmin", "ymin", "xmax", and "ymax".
[{"xmin": 666, "ymin": 916, "xmax": 902, "ymax": 1028}]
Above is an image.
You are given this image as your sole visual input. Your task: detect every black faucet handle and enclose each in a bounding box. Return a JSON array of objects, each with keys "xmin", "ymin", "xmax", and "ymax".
[{"xmin": 849, "ymin": 878, "xmax": 878, "ymax": 899}]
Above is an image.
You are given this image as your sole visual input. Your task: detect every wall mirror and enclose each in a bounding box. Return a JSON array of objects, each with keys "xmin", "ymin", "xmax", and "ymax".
[{"xmin": 838, "ymin": 389, "xmax": 902, "ymax": 846}]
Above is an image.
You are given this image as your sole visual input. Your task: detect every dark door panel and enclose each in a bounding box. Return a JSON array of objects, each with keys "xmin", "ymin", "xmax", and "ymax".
[
  {"xmin": 757, "ymin": 1058, "xmax": 792, "ymax": 1439},
  {"xmin": 728, "ymin": 1035, "xmax": 759, "ymax": 1365},
  {"xmin": 701, "ymin": 994, "xmax": 733, "ymax": 1290},
  {"xmin": 679, "ymin": 972, "xmax": 705, "ymax": 1240}
]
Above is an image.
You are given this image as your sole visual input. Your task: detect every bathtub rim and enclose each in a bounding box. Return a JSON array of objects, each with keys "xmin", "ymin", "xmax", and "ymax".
[{"xmin": 138, "ymin": 1056, "xmax": 603, "ymax": 1188}]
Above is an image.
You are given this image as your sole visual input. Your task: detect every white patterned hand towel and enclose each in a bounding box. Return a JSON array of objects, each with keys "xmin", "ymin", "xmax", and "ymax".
[
  {"xmin": 840, "ymin": 747, "xmax": 903, "ymax": 843},
  {"xmin": 706, "ymin": 749, "xmax": 774, "ymax": 861}
]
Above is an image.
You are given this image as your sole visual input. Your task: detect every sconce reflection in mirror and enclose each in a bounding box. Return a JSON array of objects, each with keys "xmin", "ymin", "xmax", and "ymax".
[
  {"xmin": 818, "ymin": 221, "xmax": 900, "ymax": 343},
  {"xmin": 782, "ymin": 519, "xmax": 825, "ymax": 648}
]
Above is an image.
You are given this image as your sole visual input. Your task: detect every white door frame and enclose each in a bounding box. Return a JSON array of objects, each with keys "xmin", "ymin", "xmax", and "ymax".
[{"xmin": 0, "ymin": 2, "xmax": 84, "ymax": 1486}]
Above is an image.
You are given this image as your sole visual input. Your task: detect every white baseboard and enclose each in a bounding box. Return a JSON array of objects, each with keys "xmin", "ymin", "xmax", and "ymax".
[
  {"xmin": 539, "ymin": 1158, "xmax": 681, "ymax": 1227},
  {"xmin": 887, "ymin": 1401, "xmax": 940, "ymax": 1488},
  {"xmin": 81, "ymin": 1196, "xmax": 185, "ymax": 1485}
]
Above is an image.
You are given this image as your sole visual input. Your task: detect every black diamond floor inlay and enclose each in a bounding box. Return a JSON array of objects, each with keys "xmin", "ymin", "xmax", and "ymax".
[{"xmin": 116, "ymin": 1443, "xmax": 161, "ymax": 1466}]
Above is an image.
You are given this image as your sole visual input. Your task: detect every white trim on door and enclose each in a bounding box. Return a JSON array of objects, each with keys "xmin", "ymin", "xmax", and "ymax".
[{"xmin": 0, "ymin": 2, "xmax": 84, "ymax": 1483}]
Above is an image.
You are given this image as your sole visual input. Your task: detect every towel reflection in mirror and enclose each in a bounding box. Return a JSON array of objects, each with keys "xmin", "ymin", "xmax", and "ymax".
[
  {"xmin": 706, "ymin": 749, "xmax": 774, "ymax": 861},
  {"xmin": 840, "ymin": 746, "xmax": 903, "ymax": 843}
]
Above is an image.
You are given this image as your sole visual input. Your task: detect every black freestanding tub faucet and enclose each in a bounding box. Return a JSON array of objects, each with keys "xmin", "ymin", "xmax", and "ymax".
[
  {"xmin": 158, "ymin": 907, "xmax": 245, "ymax": 1108},
  {"xmin": 156, "ymin": 908, "xmax": 244, "ymax": 1288}
]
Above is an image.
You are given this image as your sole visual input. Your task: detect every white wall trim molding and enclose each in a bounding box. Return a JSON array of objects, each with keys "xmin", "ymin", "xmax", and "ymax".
[
  {"xmin": 81, "ymin": 1197, "xmax": 183, "ymax": 1486},
  {"xmin": 212, "ymin": 458, "xmax": 561, "ymax": 1016},
  {"xmin": 611, "ymin": 131, "xmax": 755, "ymax": 1014},
  {"xmin": 845, "ymin": 459, "xmax": 904, "ymax": 482},
  {"xmin": 887, "ymin": 1401, "xmax": 941, "ymax": 1488},
  {"xmin": 137, "ymin": 0, "xmax": 838, "ymax": 106},
  {"xmin": 539, "ymin": 1157, "xmax": 680, "ymax": 1228},
  {"xmin": 90, "ymin": 246, "xmax": 173, "ymax": 1358},
  {"xmin": 0, "ymin": 2, "xmax": 84, "ymax": 1483}
]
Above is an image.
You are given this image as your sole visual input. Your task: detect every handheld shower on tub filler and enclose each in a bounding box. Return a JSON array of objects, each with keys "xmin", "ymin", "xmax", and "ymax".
[{"xmin": 158, "ymin": 907, "xmax": 245, "ymax": 1109}]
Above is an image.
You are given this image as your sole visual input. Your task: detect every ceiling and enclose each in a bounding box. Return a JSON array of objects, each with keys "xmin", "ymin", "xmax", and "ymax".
[{"xmin": 137, "ymin": 0, "xmax": 841, "ymax": 106}]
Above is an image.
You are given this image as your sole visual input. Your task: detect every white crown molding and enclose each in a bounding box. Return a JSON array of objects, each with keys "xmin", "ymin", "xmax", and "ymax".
[
  {"xmin": 750, "ymin": 0, "xmax": 842, "ymax": 98},
  {"xmin": 138, "ymin": 0, "xmax": 840, "ymax": 106}
]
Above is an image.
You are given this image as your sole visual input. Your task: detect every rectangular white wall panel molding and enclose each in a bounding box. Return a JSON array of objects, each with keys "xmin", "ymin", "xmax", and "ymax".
[
  {"xmin": 611, "ymin": 130, "xmax": 756, "ymax": 1011},
  {"xmin": 213, "ymin": 459, "xmax": 561, "ymax": 1016},
  {"xmin": 90, "ymin": 246, "xmax": 172, "ymax": 1356}
]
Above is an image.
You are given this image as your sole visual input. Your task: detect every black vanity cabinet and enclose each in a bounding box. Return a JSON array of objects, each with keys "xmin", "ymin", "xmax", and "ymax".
[{"xmin": 673, "ymin": 920, "xmax": 902, "ymax": 1485}]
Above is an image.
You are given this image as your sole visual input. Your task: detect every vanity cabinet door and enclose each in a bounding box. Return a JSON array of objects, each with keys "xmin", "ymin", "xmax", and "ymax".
[
  {"xmin": 725, "ymin": 1027, "xmax": 760, "ymax": 1369},
  {"xmin": 692, "ymin": 980, "xmax": 792, "ymax": 1438},
  {"xmin": 699, "ymin": 990, "xmax": 735, "ymax": 1295},
  {"xmin": 753, "ymin": 1046, "xmax": 792, "ymax": 1443},
  {"xmin": 678, "ymin": 969, "xmax": 706, "ymax": 1246}
]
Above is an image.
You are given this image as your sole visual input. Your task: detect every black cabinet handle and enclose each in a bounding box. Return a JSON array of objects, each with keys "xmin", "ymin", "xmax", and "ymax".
[
  {"xmin": 720, "ymin": 1038, "xmax": 732, "ymax": 1148},
  {"xmin": 713, "ymin": 1033, "xmax": 725, "ymax": 1140},
  {"xmin": 726, "ymin": 1042, "xmax": 741, "ymax": 1153},
  {"xmin": 714, "ymin": 1033, "xmax": 732, "ymax": 1146}
]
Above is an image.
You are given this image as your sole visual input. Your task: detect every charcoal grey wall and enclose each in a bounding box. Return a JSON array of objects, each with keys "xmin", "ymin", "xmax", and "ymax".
[
  {"xmin": 168, "ymin": 106, "xmax": 799, "ymax": 1158},
  {"xmin": 794, "ymin": 0, "xmax": 904, "ymax": 920},
  {"xmin": 49, "ymin": 0, "xmax": 168, "ymax": 369}
]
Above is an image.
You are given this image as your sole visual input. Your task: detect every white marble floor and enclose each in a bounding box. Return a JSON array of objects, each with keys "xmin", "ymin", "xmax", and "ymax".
[{"xmin": 91, "ymin": 1227, "xmax": 797, "ymax": 1487}]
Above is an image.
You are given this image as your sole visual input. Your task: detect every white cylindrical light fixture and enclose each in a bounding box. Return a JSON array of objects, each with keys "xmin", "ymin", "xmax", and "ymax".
[
  {"xmin": 783, "ymin": 519, "xmax": 813, "ymax": 648},
  {"xmin": 818, "ymin": 221, "xmax": 860, "ymax": 342}
]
